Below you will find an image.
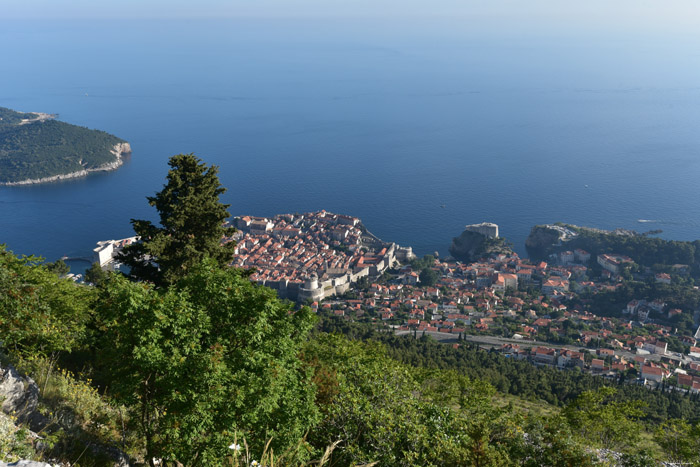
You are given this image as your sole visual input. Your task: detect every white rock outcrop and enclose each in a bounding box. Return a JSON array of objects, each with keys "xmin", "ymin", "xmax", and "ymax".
[{"xmin": 0, "ymin": 364, "xmax": 39, "ymax": 419}]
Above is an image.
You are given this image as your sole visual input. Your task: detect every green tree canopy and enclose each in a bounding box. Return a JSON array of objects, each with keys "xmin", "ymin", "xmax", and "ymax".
[
  {"xmin": 305, "ymin": 334, "xmax": 530, "ymax": 466},
  {"xmin": 45, "ymin": 258, "xmax": 70, "ymax": 276},
  {"xmin": 654, "ymin": 419, "xmax": 700, "ymax": 465},
  {"xmin": 0, "ymin": 245, "xmax": 93, "ymax": 356},
  {"xmin": 93, "ymin": 259, "xmax": 318, "ymax": 466},
  {"xmin": 419, "ymin": 267, "xmax": 439, "ymax": 287},
  {"xmin": 562, "ymin": 387, "xmax": 645, "ymax": 452},
  {"xmin": 84, "ymin": 262, "xmax": 109, "ymax": 287},
  {"xmin": 119, "ymin": 154, "xmax": 236, "ymax": 285}
]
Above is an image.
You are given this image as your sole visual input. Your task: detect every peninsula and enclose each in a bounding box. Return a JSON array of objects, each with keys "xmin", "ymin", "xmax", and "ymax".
[{"xmin": 0, "ymin": 106, "xmax": 131, "ymax": 185}]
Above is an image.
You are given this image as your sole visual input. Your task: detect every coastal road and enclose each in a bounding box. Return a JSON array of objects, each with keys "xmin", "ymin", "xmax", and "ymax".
[{"xmin": 393, "ymin": 329, "xmax": 665, "ymax": 364}]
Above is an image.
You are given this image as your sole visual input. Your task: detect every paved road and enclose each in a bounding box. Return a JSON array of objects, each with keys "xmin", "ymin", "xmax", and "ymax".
[{"xmin": 394, "ymin": 329, "xmax": 672, "ymax": 364}]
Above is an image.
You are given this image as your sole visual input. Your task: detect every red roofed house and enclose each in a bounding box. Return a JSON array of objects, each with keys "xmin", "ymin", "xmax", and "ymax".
[
  {"xmin": 542, "ymin": 278, "xmax": 569, "ymax": 296},
  {"xmin": 678, "ymin": 373, "xmax": 693, "ymax": 387},
  {"xmin": 591, "ymin": 359, "xmax": 606, "ymax": 371},
  {"xmin": 597, "ymin": 254, "xmax": 633, "ymax": 274},
  {"xmin": 558, "ymin": 350, "xmax": 585, "ymax": 369},
  {"xmin": 641, "ymin": 365, "xmax": 665, "ymax": 383},
  {"xmin": 656, "ymin": 273, "xmax": 672, "ymax": 284},
  {"xmin": 532, "ymin": 347, "xmax": 557, "ymax": 365}
]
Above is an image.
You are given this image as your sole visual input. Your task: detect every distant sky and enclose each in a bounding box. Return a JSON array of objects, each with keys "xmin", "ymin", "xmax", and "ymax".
[{"xmin": 4, "ymin": 0, "xmax": 700, "ymax": 35}]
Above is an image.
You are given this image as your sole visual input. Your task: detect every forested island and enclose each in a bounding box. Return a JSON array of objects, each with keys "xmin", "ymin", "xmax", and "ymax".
[{"xmin": 0, "ymin": 106, "xmax": 130, "ymax": 185}]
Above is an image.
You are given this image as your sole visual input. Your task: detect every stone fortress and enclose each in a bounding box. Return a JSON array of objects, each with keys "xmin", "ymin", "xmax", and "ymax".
[{"xmin": 464, "ymin": 222, "xmax": 499, "ymax": 239}]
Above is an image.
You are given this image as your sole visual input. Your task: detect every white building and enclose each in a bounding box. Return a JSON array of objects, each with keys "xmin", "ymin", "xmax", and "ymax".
[
  {"xmin": 93, "ymin": 242, "xmax": 114, "ymax": 267},
  {"xmin": 597, "ymin": 254, "xmax": 633, "ymax": 275},
  {"xmin": 559, "ymin": 251, "xmax": 575, "ymax": 265},
  {"xmin": 574, "ymin": 249, "xmax": 591, "ymax": 263},
  {"xmin": 93, "ymin": 236, "xmax": 139, "ymax": 268}
]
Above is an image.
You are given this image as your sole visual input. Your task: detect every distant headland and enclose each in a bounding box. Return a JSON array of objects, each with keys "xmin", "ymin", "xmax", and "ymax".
[{"xmin": 0, "ymin": 106, "xmax": 131, "ymax": 185}]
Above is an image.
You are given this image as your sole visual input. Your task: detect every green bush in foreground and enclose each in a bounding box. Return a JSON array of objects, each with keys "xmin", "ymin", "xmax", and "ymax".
[
  {"xmin": 0, "ymin": 245, "xmax": 93, "ymax": 356},
  {"xmin": 304, "ymin": 334, "xmax": 595, "ymax": 467},
  {"xmin": 92, "ymin": 260, "xmax": 318, "ymax": 466}
]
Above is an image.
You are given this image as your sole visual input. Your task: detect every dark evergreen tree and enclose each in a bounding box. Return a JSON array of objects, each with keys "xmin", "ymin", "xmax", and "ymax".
[
  {"xmin": 84, "ymin": 262, "xmax": 109, "ymax": 287},
  {"xmin": 419, "ymin": 267, "xmax": 439, "ymax": 286},
  {"xmin": 45, "ymin": 258, "xmax": 70, "ymax": 276},
  {"xmin": 119, "ymin": 154, "xmax": 236, "ymax": 285}
]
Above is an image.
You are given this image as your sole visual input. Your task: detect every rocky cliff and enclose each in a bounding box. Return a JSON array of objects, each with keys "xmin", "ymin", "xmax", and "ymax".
[
  {"xmin": 524, "ymin": 225, "xmax": 565, "ymax": 260},
  {"xmin": 449, "ymin": 228, "xmax": 513, "ymax": 263}
]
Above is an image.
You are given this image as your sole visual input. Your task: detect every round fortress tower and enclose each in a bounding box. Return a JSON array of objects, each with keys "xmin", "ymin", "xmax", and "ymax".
[{"xmin": 304, "ymin": 273, "xmax": 319, "ymax": 290}]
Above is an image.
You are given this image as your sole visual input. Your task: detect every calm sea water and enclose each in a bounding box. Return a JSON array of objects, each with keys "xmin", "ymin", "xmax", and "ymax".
[{"xmin": 2, "ymin": 19, "xmax": 700, "ymax": 272}]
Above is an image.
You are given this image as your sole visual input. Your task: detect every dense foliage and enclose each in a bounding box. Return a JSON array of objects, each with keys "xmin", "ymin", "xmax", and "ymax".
[
  {"xmin": 304, "ymin": 334, "xmax": 596, "ymax": 467},
  {"xmin": 318, "ymin": 318, "xmax": 700, "ymax": 424},
  {"xmin": 526, "ymin": 224, "xmax": 700, "ymax": 274},
  {"xmin": 580, "ymin": 280, "xmax": 700, "ymax": 332},
  {"xmin": 4, "ymin": 240, "xmax": 700, "ymax": 465},
  {"xmin": 92, "ymin": 261, "xmax": 318, "ymax": 465},
  {"xmin": 0, "ymin": 106, "xmax": 126, "ymax": 183},
  {"xmin": 0, "ymin": 106, "xmax": 30, "ymax": 125},
  {"xmin": 0, "ymin": 245, "xmax": 93, "ymax": 356},
  {"xmin": 565, "ymin": 226, "xmax": 700, "ymax": 269}
]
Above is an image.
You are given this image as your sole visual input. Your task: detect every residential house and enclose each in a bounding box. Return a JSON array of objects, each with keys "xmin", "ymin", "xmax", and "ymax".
[
  {"xmin": 641, "ymin": 365, "xmax": 665, "ymax": 383},
  {"xmin": 532, "ymin": 347, "xmax": 557, "ymax": 365},
  {"xmin": 558, "ymin": 349, "xmax": 585, "ymax": 369},
  {"xmin": 597, "ymin": 254, "xmax": 633, "ymax": 274},
  {"xmin": 655, "ymin": 273, "xmax": 672, "ymax": 285},
  {"xmin": 542, "ymin": 277, "xmax": 569, "ymax": 296},
  {"xmin": 574, "ymin": 249, "xmax": 591, "ymax": 263}
]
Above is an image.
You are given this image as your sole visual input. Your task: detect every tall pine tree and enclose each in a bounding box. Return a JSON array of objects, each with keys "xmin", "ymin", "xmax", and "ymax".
[{"xmin": 119, "ymin": 154, "xmax": 235, "ymax": 285}]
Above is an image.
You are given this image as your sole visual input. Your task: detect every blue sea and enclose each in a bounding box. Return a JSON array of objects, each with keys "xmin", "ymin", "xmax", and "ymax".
[{"xmin": 2, "ymin": 18, "xmax": 700, "ymax": 272}]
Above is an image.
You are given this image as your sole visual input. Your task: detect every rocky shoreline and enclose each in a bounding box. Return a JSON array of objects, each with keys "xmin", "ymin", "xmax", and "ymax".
[{"xmin": 1, "ymin": 142, "xmax": 132, "ymax": 186}]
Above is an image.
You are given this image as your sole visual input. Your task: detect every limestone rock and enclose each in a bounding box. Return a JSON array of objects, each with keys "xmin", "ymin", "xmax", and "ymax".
[
  {"xmin": 0, "ymin": 364, "xmax": 39, "ymax": 419},
  {"xmin": 450, "ymin": 225, "xmax": 512, "ymax": 263}
]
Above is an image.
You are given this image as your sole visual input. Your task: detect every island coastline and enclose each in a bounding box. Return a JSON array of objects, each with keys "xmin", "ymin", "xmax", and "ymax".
[{"xmin": 0, "ymin": 142, "xmax": 132, "ymax": 186}]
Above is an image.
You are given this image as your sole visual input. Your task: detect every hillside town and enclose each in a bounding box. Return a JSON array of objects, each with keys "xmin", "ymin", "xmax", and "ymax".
[
  {"xmin": 322, "ymin": 245, "xmax": 700, "ymax": 392},
  {"xmin": 221, "ymin": 214, "xmax": 700, "ymax": 393},
  {"xmin": 337, "ymin": 248, "xmax": 700, "ymax": 389},
  {"xmin": 92, "ymin": 214, "xmax": 700, "ymax": 393}
]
